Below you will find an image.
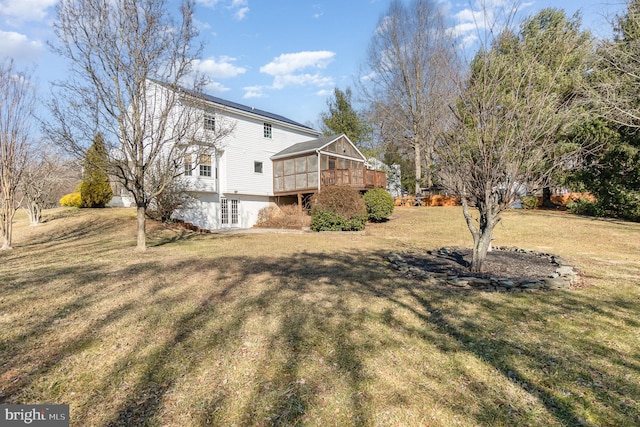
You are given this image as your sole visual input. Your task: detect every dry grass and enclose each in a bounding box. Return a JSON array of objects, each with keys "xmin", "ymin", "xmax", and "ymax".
[{"xmin": 1, "ymin": 206, "xmax": 639, "ymax": 426}]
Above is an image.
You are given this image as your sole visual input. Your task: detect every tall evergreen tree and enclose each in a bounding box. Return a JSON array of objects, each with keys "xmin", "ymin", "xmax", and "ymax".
[
  {"xmin": 80, "ymin": 133, "xmax": 112, "ymax": 208},
  {"xmin": 320, "ymin": 87, "xmax": 374, "ymax": 155},
  {"xmin": 578, "ymin": 0, "xmax": 640, "ymax": 220}
]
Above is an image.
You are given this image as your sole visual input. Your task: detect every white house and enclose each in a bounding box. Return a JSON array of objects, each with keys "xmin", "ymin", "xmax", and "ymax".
[{"xmin": 112, "ymin": 81, "xmax": 387, "ymax": 230}]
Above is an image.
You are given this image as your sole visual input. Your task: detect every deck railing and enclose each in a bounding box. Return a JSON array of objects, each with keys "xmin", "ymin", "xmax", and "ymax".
[{"xmin": 320, "ymin": 168, "xmax": 386, "ymax": 190}]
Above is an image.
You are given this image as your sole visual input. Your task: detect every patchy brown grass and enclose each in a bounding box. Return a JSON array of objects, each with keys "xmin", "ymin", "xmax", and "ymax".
[{"xmin": 1, "ymin": 206, "xmax": 639, "ymax": 426}]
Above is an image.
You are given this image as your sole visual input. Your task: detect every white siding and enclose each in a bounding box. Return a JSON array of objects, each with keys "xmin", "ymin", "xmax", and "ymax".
[
  {"xmin": 175, "ymin": 192, "xmax": 220, "ymax": 230},
  {"xmin": 142, "ymin": 80, "xmax": 322, "ymax": 230},
  {"xmin": 222, "ymin": 115, "xmax": 319, "ymax": 196}
]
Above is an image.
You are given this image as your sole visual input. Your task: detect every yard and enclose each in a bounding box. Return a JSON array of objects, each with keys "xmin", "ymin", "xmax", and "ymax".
[{"xmin": 1, "ymin": 206, "xmax": 639, "ymax": 426}]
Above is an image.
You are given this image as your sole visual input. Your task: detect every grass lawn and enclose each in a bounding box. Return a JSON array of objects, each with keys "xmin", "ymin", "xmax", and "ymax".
[{"xmin": 1, "ymin": 206, "xmax": 639, "ymax": 426}]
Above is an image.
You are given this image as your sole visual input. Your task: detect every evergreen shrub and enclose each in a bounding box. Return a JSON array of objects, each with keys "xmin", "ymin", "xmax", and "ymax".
[
  {"xmin": 520, "ymin": 195, "xmax": 539, "ymax": 210},
  {"xmin": 311, "ymin": 185, "xmax": 367, "ymax": 232},
  {"xmin": 363, "ymin": 187, "xmax": 394, "ymax": 222},
  {"xmin": 60, "ymin": 192, "xmax": 82, "ymax": 208}
]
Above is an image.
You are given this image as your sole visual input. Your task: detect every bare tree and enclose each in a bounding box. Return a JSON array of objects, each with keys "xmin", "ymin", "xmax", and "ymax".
[
  {"xmin": 0, "ymin": 59, "xmax": 34, "ymax": 250},
  {"xmin": 439, "ymin": 7, "xmax": 591, "ymax": 272},
  {"xmin": 360, "ymin": 0, "xmax": 459, "ymax": 202},
  {"xmin": 20, "ymin": 147, "xmax": 79, "ymax": 225},
  {"xmin": 46, "ymin": 0, "xmax": 232, "ymax": 250}
]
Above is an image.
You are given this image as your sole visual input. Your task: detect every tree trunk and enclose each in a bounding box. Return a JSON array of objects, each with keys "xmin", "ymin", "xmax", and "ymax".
[
  {"xmin": 136, "ymin": 205, "xmax": 146, "ymax": 251},
  {"xmin": 542, "ymin": 187, "xmax": 557, "ymax": 208},
  {"xmin": 1, "ymin": 203, "xmax": 13, "ymax": 250},
  {"xmin": 470, "ymin": 224, "xmax": 494, "ymax": 272},
  {"xmin": 461, "ymin": 195, "xmax": 497, "ymax": 273},
  {"xmin": 414, "ymin": 143, "xmax": 422, "ymax": 206},
  {"xmin": 28, "ymin": 200, "xmax": 42, "ymax": 226}
]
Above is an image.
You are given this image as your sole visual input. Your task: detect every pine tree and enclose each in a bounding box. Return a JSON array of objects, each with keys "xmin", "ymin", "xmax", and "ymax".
[
  {"xmin": 80, "ymin": 133, "xmax": 113, "ymax": 208},
  {"xmin": 320, "ymin": 88, "xmax": 374, "ymax": 155}
]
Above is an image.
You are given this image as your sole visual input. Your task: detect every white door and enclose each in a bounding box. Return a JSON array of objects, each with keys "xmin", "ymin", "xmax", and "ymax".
[{"xmin": 221, "ymin": 198, "xmax": 240, "ymax": 228}]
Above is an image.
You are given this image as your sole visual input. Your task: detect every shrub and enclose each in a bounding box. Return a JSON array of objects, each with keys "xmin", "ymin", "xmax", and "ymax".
[
  {"xmin": 147, "ymin": 177, "xmax": 194, "ymax": 223},
  {"xmin": 60, "ymin": 192, "xmax": 82, "ymax": 208},
  {"xmin": 256, "ymin": 205, "xmax": 311, "ymax": 229},
  {"xmin": 80, "ymin": 133, "xmax": 113, "ymax": 208},
  {"xmin": 567, "ymin": 198, "xmax": 605, "ymax": 217},
  {"xmin": 363, "ymin": 188, "xmax": 394, "ymax": 222},
  {"xmin": 311, "ymin": 185, "xmax": 367, "ymax": 232},
  {"xmin": 520, "ymin": 195, "xmax": 539, "ymax": 210}
]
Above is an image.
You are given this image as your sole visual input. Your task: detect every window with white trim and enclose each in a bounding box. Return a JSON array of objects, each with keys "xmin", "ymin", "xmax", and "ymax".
[
  {"xmin": 199, "ymin": 154, "xmax": 212, "ymax": 177},
  {"xmin": 254, "ymin": 161, "xmax": 263, "ymax": 174},
  {"xmin": 204, "ymin": 112, "xmax": 215, "ymax": 131},
  {"xmin": 263, "ymin": 122, "xmax": 272, "ymax": 139},
  {"xmin": 184, "ymin": 154, "xmax": 192, "ymax": 176}
]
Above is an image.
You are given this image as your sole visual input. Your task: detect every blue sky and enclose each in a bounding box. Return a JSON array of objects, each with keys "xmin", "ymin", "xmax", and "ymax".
[{"xmin": 0, "ymin": 0, "xmax": 626, "ymax": 129}]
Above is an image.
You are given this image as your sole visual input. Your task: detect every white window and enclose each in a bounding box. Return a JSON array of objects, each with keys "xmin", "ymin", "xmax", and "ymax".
[
  {"xmin": 184, "ymin": 154, "xmax": 192, "ymax": 176},
  {"xmin": 199, "ymin": 154, "xmax": 212, "ymax": 177},
  {"xmin": 263, "ymin": 123, "xmax": 272, "ymax": 139},
  {"xmin": 254, "ymin": 161, "xmax": 263, "ymax": 174},
  {"xmin": 204, "ymin": 112, "xmax": 215, "ymax": 131}
]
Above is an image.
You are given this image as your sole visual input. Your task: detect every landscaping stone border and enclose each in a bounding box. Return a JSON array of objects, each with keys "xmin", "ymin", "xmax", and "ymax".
[{"xmin": 388, "ymin": 246, "xmax": 578, "ymax": 292}]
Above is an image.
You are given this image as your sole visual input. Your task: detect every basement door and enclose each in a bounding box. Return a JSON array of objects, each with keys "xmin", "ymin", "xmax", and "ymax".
[{"xmin": 220, "ymin": 198, "xmax": 240, "ymax": 228}]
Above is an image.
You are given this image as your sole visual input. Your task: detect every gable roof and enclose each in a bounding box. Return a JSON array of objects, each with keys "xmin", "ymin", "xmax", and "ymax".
[
  {"xmin": 149, "ymin": 79, "xmax": 318, "ymax": 132},
  {"xmin": 271, "ymin": 134, "xmax": 366, "ymax": 161}
]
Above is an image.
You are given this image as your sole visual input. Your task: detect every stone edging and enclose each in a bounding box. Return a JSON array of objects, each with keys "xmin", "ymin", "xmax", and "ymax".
[{"xmin": 388, "ymin": 246, "xmax": 579, "ymax": 292}]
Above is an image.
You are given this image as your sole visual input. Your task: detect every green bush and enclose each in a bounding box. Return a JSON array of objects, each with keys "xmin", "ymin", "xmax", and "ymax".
[
  {"xmin": 311, "ymin": 185, "xmax": 367, "ymax": 232},
  {"xmin": 567, "ymin": 198, "xmax": 605, "ymax": 217},
  {"xmin": 520, "ymin": 195, "xmax": 539, "ymax": 210},
  {"xmin": 363, "ymin": 188, "xmax": 394, "ymax": 222},
  {"xmin": 80, "ymin": 133, "xmax": 113, "ymax": 208},
  {"xmin": 60, "ymin": 192, "xmax": 82, "ymax": 208}
]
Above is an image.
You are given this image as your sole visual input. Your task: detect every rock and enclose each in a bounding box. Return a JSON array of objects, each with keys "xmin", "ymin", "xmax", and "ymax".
[
  {"xmin": 544, "ymin": 277, "xmax": 570, "ymax": 289},
  {"xmin": 521, "ymin": 281, "xmax": 543, "ymax": 290},
  {"xmin": 556, "ymin": 266, "xmax": 574, "ymax": 276},
  {"xmin": 500, "ymin": 280, "xmax": 516, "ymax": 288}
]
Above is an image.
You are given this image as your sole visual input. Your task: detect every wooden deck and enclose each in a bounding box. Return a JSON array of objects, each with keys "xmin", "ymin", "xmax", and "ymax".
[
  {"xmin": 273, "ymin": 168, "xmax": 387, "ymax": 197},
  {"xmin": 320, "ymin": 168, "xmax": 387, "ymax": 190}
]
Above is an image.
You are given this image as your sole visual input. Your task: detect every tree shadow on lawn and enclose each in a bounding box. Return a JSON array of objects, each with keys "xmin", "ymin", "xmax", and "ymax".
[{"xmin": 3, "ymin": 246, "xmax": 640, "ymax": 426}]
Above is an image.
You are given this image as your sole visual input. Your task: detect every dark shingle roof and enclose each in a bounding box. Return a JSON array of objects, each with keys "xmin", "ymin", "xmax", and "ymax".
[
  {"xmin": 271, "ymin": 136, "xmax": 337, "ymax": 160},
  {"xmin": 151, "ymin": 79, "xmax": 317, "ymax": 131}
]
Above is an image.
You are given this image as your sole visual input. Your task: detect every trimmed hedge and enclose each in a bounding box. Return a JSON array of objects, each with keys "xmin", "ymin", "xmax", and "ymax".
[{"xmin": 363, "ymin": 188, "xmax": 394, "ymax": 222}]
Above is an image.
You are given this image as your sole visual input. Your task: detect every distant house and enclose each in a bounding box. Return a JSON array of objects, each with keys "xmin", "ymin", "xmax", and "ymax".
[{"xmin": 112, "ymin": 81, "xmax": 386, "ymax": 230}]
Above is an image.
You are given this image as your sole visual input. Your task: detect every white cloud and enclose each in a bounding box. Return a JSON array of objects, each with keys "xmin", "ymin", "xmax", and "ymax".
[
  {"xmin": 260, "ymin": 51, "xmax": 335, "ymax": 76},
  {"xmin": 259, "ymin": 51, "xmax": 336, "ymax": 92},
  {"xmin": 204, "ymin": 80, "xmax": 230, "ymax": 93},
  {"xmin": 316, "ymin": 89, "xmax": 332, "ymax": 97},
  {"xmin": 243, "ymin": 85, "xmax": 266, "ymax": 99},
  {"xmin": 0, "ymin": 31, "xmax": 43, "ymax": 61},
  {"xmin": 234, "ymin": 6, "xmax": 249, "ymax": 21},
  {"xmin": 271, "ymin": 73, "xmax": 333, "ymax": 90},
  {"xmin": 193, "ymin": 56, "xmax": 246, "ymax": 79},
  {"xmin": 197, "ymin": 0, "xmax": 248, "ymax": 21},
  {"xmin": 449, "ymin": 0, "xmax": 532, "ymax": 49},
  {"xmin": 0, "ymin": 0, "xmax": 57, "ymax": 23}
]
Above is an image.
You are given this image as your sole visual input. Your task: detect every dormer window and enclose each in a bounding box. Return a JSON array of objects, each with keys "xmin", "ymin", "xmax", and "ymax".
[
  {"xmin": 263, "ymin": 123, "xmax": 272, "ymax": 139},
  {"xmin": 204, "ymin": 112, "xmax": 215, "ymax": 131}
]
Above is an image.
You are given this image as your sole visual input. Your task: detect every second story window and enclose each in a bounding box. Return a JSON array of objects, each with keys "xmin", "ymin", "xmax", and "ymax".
[
  {"xmin": 204, "ymin": 112, "xmax": 215, "ymax": 131},
  {"xmin": 254, "ymin": 161, "xmax": 263, "ymax": 174},
  {"xmin": 184, "ymin": 154, "xmax": 192, "ymax": 176},
  {"xmin": 199, "ymin": 154, "xmax": 212, "ymax": 177},
  {"xmin": 263, "ymin": 122, "xmax": 272, "ymax": 139}
]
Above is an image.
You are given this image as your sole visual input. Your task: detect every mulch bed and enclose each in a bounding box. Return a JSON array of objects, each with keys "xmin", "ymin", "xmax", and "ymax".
[{"xmin": 401, "ymin": 247, "xmax": 558, "ymax": 282}]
